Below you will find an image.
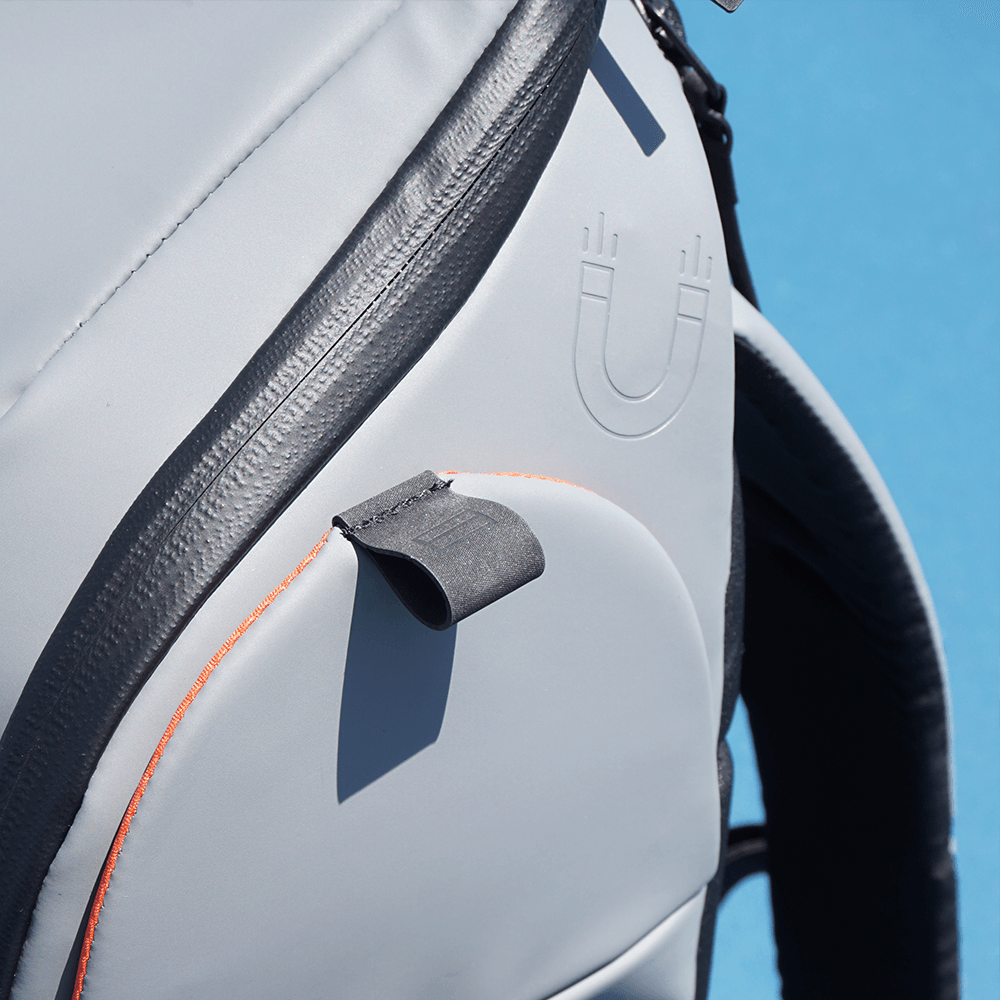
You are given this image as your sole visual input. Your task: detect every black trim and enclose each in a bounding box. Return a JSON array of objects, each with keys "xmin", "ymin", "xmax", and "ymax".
[
  {"xmin": 632, "ymin": 0, "xmax": 758, "ymax": 307},
  {"xmin": 0, "ymin": 3, "xmax": 604, "ymax": 993},
  {"xmin": 735, "ymin": 335, "xmax": 958, "ymax": 999},
  {"xmin": 694, "ymin": 457, "xmax": 745, "ymax": 1000}
]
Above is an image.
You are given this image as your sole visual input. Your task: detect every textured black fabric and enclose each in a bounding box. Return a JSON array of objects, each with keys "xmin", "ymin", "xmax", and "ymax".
[
  {"xmin": 694, "ymin": 458, "xmax": 745, "ymax": 1000},
  {"xmin": 0, "ymin": 4, "xmax": 604, "ymax": 993},
  {"xmin": 697, "ymin": 125, "xmax": 757, "ymax": 309},
  {"xmin": 694, "ymin": 740, "xmax": 733, "ymax": 1000},
  {"xmin": 333, "ymin": 472, "xmax": 544, "ymax": 630},
  {"xmin": 735, "ymin": 335, "xmax": 958, "ymax": 999}
]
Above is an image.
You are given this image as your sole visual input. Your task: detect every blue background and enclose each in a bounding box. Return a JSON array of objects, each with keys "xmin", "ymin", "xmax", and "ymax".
[{"xmin": 674, "ymin": 2, "xmax": 999, "ymax": 997}]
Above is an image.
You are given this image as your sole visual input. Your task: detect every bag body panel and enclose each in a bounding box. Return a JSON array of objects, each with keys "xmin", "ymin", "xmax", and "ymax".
[
  {"xmin": 76, "ymin": 475, "xmax": 719, "ymax": 1000},
  {"xmin": 0, "ymin": 0, "xmax": 519, "ymax": 740}
]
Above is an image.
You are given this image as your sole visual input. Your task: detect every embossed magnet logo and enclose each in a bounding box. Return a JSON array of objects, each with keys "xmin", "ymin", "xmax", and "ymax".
[{"xmin": 574, "ymin": 217, "xmax": 710, "ymax": 437}]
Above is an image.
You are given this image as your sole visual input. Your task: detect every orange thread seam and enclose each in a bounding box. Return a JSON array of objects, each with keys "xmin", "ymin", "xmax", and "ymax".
[
  {"xmin": 438, "ymin": 470, "xmax": 593, "ymax": 493},
  {"xmin": 72, "ymin": 530, "xmax": 330, "ymax": 1000}
]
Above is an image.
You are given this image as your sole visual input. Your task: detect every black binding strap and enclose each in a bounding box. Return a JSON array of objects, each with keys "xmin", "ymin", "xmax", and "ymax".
[
  {"xmin": 333, "ymin": 472, "xmax": 545, "ymax": 631},
  {"xmin": 0, "ymin": 4, "xmax": 603, "ymax": 993},
  {"xmin": 735, "ymin": 335, "xmax": 958, "ymax": 999}
]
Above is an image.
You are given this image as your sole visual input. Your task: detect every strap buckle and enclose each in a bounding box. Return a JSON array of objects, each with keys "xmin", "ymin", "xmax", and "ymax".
[{"xmin": 630, "ymin": 0, "xmax": 732, "ymax": 145}]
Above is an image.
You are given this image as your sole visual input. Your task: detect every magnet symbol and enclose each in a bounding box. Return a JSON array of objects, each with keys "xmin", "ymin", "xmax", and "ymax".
[{"xmin": 575, "ymin": 225, "xmax": 710, "ymax": 437}]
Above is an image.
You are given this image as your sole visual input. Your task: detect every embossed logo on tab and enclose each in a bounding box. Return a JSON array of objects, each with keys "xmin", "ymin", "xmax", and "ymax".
[{"xmin": 414, "ymin": 510, "xmax": 495, "ymax": 551}]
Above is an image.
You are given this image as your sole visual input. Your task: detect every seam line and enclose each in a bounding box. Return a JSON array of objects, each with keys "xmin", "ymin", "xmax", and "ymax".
[
  {"xmin": 71, "ymin": 529, "xmax": 331, "ymax": 1000},
  {"xmin": 9, "ymin": 1, "xmax": 403, "ymax": 416},
  {"xmin": 439, "ymin": 471, "xmax": 595, "ymax": 494},
  {"xmin": 344, "ymin": 480, "xmax": 452, "ymax": 534}
]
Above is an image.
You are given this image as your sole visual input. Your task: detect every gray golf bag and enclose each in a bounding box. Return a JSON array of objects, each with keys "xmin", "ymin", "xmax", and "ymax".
[{"xmin": 0, "ymin": 2, "xmax": 957, "ymax": 997}]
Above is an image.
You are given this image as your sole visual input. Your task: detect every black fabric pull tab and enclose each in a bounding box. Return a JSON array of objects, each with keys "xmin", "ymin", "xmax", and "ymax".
[{"xmin": 333, "ymin": 471, "xmax": 544, "ymax": 630}]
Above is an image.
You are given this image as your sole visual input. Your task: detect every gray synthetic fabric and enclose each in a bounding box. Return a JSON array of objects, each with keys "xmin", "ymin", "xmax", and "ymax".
[
  {"xmin": 10, "ymin": 5, "xmax": 734, "ymax": 998},
  {"xmin": 73, "ymin": 475, "xmax": 718, "ymax": 1000},
  {"xmin": 2, "ymin": 1, "xmax": 600, "ymax": 991},
  {"xmin": 0, "ymin": 0, "xmax": 402, "ymax": 419},
  {"xmin": 333, "ymin": 472, "xmax": 545, "ymax": 629},
  {"xmin": 5, "ymin": 5, "xmax": 521, "ymax": 997}
]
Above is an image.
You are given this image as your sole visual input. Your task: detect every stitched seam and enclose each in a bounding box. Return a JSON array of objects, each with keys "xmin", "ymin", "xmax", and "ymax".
[
  {"xmin": 35, "ymin": 5, "xmax": 594, "ymax": 776},
  {"xmin": 11, "ymin": 1, "xmax": 403, "ymax": 414},
  {"xmin": 439, "ymin": 471, "xmax": 595, "ymax": 494},
  {"xmin": 71, "ymin": 529, "xmax": 331, "ymax": 1000},
  {"xmin": 15, "ymin": 4, "xmax": 581, "ymax": 761},
  {"xmin": 343, "ymin": 480, "xmax": 451, "ymax": 534}
]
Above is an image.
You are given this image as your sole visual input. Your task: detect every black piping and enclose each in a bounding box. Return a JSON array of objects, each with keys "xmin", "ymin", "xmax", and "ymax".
[
  {"xmin": 0, "ymin": 3, "xmax": 604, "ymax": 994},
  {"xmin": 694, "ymin": 456, "xmax": 745, "ymax": 1000}
]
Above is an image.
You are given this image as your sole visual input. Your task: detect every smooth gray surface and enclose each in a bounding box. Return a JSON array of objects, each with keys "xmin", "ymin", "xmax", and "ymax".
[
  {"xmin": 553, "ymin": 890, "xmax": 705, "ymax": 1000},
  {"xmin": 0, "ymin": 0, "xmax": 401, "ymax": 418},
  {"xmin": 10, "ymin": 3, "xmax": 733, "ymax": 996},
  {"xmin": 80, "ymin": 475, "xmax": 718, "ymax": 1000}
]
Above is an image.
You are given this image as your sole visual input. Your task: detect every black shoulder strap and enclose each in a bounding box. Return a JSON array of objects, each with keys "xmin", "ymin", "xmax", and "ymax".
[
  {"xmin": 632, "ymin": 4, "xmax": 959, "ymax": 997},
  {"xmin": 735, "ymin": 336, "xmax": 957, "ymax": 999}
]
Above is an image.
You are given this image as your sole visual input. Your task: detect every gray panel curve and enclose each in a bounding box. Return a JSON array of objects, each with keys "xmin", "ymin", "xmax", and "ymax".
[{"xmin": 78, "ymin": 475, "xmax": 718, "ymax": 1000}]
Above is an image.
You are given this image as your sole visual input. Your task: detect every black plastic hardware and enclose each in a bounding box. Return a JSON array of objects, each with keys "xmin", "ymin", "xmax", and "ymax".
[{"xmin": 631, "ymin": 0, "xmax": 758, "ymax": 308}]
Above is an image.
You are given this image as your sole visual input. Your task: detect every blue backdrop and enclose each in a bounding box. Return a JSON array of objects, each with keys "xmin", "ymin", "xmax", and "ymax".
[{"xmin": 674, "ymin": 2, "xmax": 1000, "ymax": 997}]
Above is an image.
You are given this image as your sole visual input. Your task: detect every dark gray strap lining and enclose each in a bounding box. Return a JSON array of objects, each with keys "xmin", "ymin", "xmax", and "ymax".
[
  {"xmin": 0, "ymin": 4, "xmax": 604, "ymax": 994},
  {"xmin": 334, "ymin": 472, "xmax": 545, "ymax": 631},
  {"xmin": 735, "ymin": 335, "xmax": 957, "ymax": 999},
  {"xmin": 694, "ymin": 458, "xmax": 744, "ymax": 1000}
]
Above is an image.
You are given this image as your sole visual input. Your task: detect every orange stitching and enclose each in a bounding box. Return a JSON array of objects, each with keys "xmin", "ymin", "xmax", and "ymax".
[
  {"xmin": 438, "ymin": 471, "xmax": 593, "ymax": 493},
  {"xmin": 72, "ymin": 530, "xmax": 331, "ymax": 1000}
]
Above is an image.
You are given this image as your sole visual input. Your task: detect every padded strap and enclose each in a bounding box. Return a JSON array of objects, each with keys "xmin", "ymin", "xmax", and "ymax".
[{"xmin": 735, "ymin": 328, "xmax": 958, "ymax": 999}]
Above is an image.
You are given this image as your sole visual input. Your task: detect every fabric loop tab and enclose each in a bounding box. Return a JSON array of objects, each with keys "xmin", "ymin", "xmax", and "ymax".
[{"xmin": 333, "ymin": 471, "xmax": 545, "ymax": 630}]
